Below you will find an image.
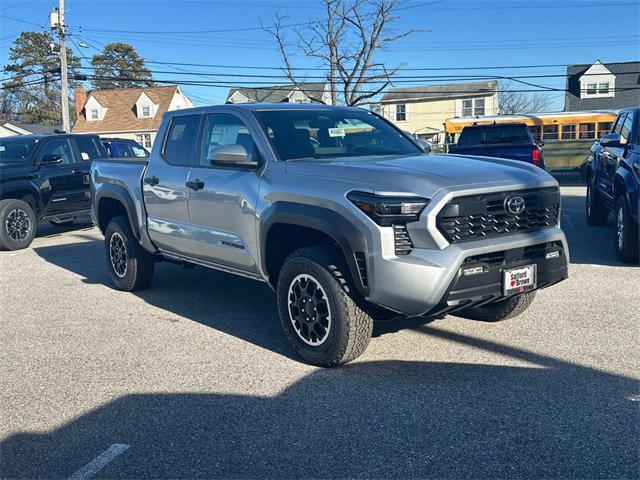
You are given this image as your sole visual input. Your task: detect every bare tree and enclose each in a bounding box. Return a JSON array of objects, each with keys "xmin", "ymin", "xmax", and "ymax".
[
  {"xmin": 263, "ymin": 0, "xmax": 420, "ymax": 106},
  {"xmin": 498, "ymin": 81, "xmax": 554, "ymax": 115}
]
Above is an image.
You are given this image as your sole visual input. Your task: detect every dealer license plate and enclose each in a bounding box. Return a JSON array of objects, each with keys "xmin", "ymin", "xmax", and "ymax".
[{"xmin": 503, "ymin": 264, "xmax": 537, "ymax": 296}]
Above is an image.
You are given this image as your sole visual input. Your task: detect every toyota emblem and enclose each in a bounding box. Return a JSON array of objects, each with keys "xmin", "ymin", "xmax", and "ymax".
[{"xmin": 505, "ymin": 195, "xmax": 526, "ymax": 215}]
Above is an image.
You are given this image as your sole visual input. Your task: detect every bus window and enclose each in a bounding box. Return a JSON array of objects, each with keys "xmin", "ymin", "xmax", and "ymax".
[
  {"xmin": 543, "ymin": 124, "xmax": 558, "ymax": 141},
  {"xmin": 561, "ymin": 124, "xmax": 576, "ymax": 140},
  {"xmin": 528, "ymin": 126, "xmax": 542, "ymax": 142},
  {"xmin": 578, "ymin": 123, "xmax": 596, "ymax": 140},
  {"xmin": 597, "ymin": 122, "xmax": 612, "ymax": 138}
]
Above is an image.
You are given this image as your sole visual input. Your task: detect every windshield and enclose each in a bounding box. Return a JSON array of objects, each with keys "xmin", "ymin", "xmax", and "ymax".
[
  {"xmin": 0, "ymin": 137, "xmax": 38, "ymax": 164},
  {"xmin": 255, "ymin": 109, "xmax": 422, "ymax": 160},
  {"xmin": 458, "ymin": 125, "xmax": 531, "ymax": 146}
]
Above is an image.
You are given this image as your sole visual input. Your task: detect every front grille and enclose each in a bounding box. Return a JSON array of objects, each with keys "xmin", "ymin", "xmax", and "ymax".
[
  {"xmin": 393, "ymin": 224, "xmax": 413, "ymax": 255},
  {"xmin": 437, "ymin": 188, "xmax": 560, "ymax": 243}
]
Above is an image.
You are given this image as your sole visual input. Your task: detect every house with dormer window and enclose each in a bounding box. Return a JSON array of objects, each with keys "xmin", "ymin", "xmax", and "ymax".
[
  {"xmin": 71, "ymin": 85, "xmax": 194, "ymax": 148},
  {"xmin": 564, "ymin": 60, "xmax": 640, "ymax": 112}
]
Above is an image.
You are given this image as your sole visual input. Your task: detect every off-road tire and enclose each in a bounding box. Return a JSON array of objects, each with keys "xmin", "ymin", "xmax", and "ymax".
[
  {"xmin": 586, "ymin": 180, "xmax": 609, "ymax": 226},
  {"xmin": 104, "ymin": 216, "xmax": 155, "ymax": 291},
  {"xmin": 0, "ymin": 199, "xmax": 36, "ymax": 251},
  {"xmin": 49, "ymin": 217, "xmax": 75, "ymax": 227},
  {"xmin": 614, "ymin": 195, "xmax": 639, "ymax": 264},
  {"xmin": 456, "ymin": 291, "xmax": 536, "ymax": 322},
  {"xmin": 277, "ymin": 245, "xmax": 374, "ymax": 367}
]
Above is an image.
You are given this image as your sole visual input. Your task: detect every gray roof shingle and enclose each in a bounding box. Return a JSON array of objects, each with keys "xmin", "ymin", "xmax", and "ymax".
[
  {"xmin": 380, "ymin": 80, "xmax": 498, "ymax": 103},
  {"xmin": 564, "ymin": 61, "xmax": 640, "ymax": 111},
  {"xmin": 226, "ymin": 83, "xmax": 326, "ymax": 103}
]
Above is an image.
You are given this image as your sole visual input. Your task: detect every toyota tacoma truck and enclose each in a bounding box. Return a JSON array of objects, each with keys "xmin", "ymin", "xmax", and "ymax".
[
  {"xmin": 0, "ymin": 133, "xmax": 107, "ymax": 250},
  {"xmin": 91, "ymin": 104, "xmax": 569, "ymax": 366}
]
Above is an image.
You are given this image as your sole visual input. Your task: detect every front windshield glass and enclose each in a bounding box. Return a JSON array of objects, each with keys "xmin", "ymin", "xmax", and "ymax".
[
  {"xmin": 255, "ymin": 109, "xmax": 422, "ymax": 160},
  {"xmin": 0, "ymin": 137, "xmax": 38, "ymax": 164}
]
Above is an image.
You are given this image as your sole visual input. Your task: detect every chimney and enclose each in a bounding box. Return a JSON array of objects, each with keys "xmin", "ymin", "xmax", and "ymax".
[{"xmin": 74, "ymin": 86, "xmax": 87, "ymax": 117}]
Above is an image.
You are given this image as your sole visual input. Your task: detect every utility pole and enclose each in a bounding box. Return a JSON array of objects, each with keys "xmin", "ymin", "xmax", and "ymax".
[{"xmin": 51, "ymin": 0, "xmax": 69, "ymax": 132}]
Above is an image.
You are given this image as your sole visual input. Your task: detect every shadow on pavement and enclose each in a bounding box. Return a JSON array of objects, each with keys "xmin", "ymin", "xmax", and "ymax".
[{"xmin": 2, "ymin": 331, "xmax": 638, "ymax": 479}]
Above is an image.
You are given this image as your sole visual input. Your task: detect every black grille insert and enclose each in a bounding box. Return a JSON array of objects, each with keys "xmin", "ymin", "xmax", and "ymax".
[
  {"xmin": 354, "ymin": 251, "xmax": 368, "ymax": 287},
  {"xmin": 393, "ymin": 224, "xmax": 413, "ymax": 255},
  {"xmin": 437, "ymin": 188, "xmax": 560, "ymax": 243}
]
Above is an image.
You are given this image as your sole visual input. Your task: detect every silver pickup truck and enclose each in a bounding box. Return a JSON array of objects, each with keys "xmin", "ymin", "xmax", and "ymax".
[{"xmin": 91, "ymin": 103, "xmax": 569, "ymax": 366}]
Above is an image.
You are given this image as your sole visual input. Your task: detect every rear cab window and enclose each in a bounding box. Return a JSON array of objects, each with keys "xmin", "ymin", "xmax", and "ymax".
[
  {"xmin": 457, "ymin": 125, "xmax": 532, "ymax": 147},
  {"xmin": 163, "ymin": 114, "xmax": 201, "ymax": 165}
]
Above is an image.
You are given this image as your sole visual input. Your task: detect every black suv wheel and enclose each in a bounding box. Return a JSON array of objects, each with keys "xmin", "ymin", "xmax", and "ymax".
[
  {"xmin": 614, "ymin": 195, "xmax": 639, "ymax": 263},
  {"xmin": 586, "ymin": 180, "xmax": 609, "ymax": 226},
  {"xmin": 276, "ymin": 246, "xmax": 374, "ymax": 367},
  {"xmin": 0, "ymin": 199, "xmax": 36, "ymax": 251},
  {"xmin": 104, "ymin": 216, "xmax": 155, "ymax": 291}
]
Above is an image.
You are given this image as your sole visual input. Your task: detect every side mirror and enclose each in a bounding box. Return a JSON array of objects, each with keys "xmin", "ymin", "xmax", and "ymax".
[
  {"xmin": 600, "ymin": 132, "xmax": 625, "ymax": 148},
  {"xmin": 416, "ymin": 139, "xmax": 432, "ymax": 154},
  {"xmin": 40, "ymin": 154, "xmax": 63, "ymax": 165},
  {"xmin": 208, "ymin": 144, "xmax": 258, "ymax": 168}
]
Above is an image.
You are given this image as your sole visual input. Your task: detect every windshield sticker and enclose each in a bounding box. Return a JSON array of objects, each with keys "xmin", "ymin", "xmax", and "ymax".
[
  {"xmin": 328, "ymin": 127, "xmax": 345, "ymax": 138},
  {"xmin": 0, "ymin": 146, "xmax": 5, "ymax": 152},
  {"xmin": 81, "ymin": 152, "xmax": 90, "ymax": 160}
]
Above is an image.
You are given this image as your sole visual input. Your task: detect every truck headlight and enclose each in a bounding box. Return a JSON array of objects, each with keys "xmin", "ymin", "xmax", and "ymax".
[{"xmin": 347, "ymin": 191, "xmax": 429, "ymax": 226}]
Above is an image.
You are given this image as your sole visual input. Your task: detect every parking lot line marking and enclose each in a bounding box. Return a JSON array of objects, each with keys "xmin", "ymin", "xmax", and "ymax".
[{"xmin": 66, "ymin": 444, "xmax": 129, "ymax": 480}]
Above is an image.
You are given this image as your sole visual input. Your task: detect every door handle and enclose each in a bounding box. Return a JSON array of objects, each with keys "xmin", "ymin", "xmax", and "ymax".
[
  {"xmin": 144, "ymin": 175, "xmax": 159, "ymax": 186},
  {"xmin": 185, "ymin": 179, "xmax": 204, "ymax": 191}
]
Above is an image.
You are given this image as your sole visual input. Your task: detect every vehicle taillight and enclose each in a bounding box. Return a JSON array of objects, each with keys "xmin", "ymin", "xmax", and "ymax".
[{"xmin": 532, "ymin": 148, "xmax": 540, "ymax": 167}]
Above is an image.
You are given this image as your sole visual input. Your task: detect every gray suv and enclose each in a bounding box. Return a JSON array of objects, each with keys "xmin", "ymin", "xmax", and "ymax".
[{"xmin": 91, "ymin": 103, "xmax": 569, "ymax": 366}]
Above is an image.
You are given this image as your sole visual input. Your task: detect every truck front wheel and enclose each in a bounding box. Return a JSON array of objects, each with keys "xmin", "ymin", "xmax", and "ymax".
[
  {"xmin": 104, "ymin": 216, "xmax": 155, "ymax": 291},
  {"xmin": 277, "ymin": 246, "xmax": 374, "ymax": 367},
  {"xmin": 456, "ymin": 291, "xmax": 536, "ymax": 322},
  {"xmin": 0, "ymin": 199, "xmax": 36, "ymax": 251}
]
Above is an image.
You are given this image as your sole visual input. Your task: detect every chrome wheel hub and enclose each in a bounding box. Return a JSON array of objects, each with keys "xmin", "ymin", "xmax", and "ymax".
[
  {"xmin": 5, "ymin": 209, "xmax": 30, "ymax": 242},
  {"xmin": 109, "ymin": 232, "xmax": 128, "ymax": 278},
  {"xmin": 287, "ymin": 274, "xmax": 331, "ymax": 346},
  {"xmin": 616, "ymin": 206, "xmax": 624, "ymax": 251}
]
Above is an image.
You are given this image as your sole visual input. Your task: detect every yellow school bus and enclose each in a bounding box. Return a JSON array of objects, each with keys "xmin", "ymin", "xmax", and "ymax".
[{"xmin": 444, "ymin": 110, "xmax": 617, "ymax": 144}]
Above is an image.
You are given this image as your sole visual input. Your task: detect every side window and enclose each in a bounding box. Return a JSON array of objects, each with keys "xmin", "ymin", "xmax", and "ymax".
[
  {"xmin": 612, "ymin": 113, "xmax": 626, "ymax": 135},
  {"xmin": 200, "ymin": 113, "xmax": 256, "ymax": 167},
  {"xmin": 38, "ymin": 138, "xmax": 73, "ymax": 165},
  {"xmin": 163, "ymin": 114, "xmax": 201, "ymax": 166},
  {"xmin": 74, "ymin": 136, "xmax": 102, "ymax": 161},
  {"xmin": 620, "ymin": 112, "xmax": 633, "ymax": 143}
]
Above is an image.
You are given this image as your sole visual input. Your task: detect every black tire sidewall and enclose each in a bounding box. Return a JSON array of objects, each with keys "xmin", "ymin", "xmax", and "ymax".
[
  {"xmin": 104, "ymin": 216, "xmax": 153, "ymax": 291},
  {"xmin": 277, "ymin": 255, "xmax": 351, "ymax": 365},
  {"xmin": 614, "ymin": 195, "xmax": 639, "ymax": 262},
  {"xmin": 0, "ymin": 199, "xmax": 36, "ymax": 251}
]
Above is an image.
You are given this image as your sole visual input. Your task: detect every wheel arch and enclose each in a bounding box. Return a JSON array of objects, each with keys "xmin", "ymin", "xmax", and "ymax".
[
  {"xmin": 1, "ymin": 185, "xmax": 42, "ymax": 216},
  {"xmin": 95, "ymin": 185, "xmax": 141, "ymax": 240},
  {"xmin": 260, "ymin": 202, "xmax": 369, "ymax": 296}
]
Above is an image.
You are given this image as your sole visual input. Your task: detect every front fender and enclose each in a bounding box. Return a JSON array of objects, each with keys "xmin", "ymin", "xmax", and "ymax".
[{"xmin": 615, "ymin": 167, "xmax": 639, "ymax": 222}]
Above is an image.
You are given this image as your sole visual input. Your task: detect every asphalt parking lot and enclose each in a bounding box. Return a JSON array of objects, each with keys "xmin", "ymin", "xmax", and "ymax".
[{"xmin": 1, "ymin": 186, "xmax": 638, "ymax": 479}]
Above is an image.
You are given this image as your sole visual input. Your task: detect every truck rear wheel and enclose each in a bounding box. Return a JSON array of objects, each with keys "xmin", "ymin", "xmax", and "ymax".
[
  {"xmin": 104, "ymin": 216, "xmax": 155, "ymax": 291},
  {"xmin": 586, "ymin": 181, "xmax": 609, "ymax": 226},
  {"xmin": 456, "ymin": 291, "xmax": 536, "ymax": 322},
  {"xmin": 276, "ymin": 246, "xmax": 374, "ymax": 367},
  {"xmin": 0, "ymin": 199, "xmax": 36, "ymax": 251}
]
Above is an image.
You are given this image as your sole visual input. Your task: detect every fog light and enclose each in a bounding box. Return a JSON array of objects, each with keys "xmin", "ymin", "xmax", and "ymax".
[
  {"xmin": 462, "ymin": 266, "xmax": 486, "ymax": 276},
  {"xmin": 546, "ymin": 251, "xmax": 560, "ymax": 259}
]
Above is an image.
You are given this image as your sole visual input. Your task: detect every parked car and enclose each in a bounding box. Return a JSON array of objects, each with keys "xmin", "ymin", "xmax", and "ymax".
[
  {"xmin": 102, "ymin": 138, "xmax": 149, "ymax": 159},
  {"xmin": 91, "ymin": 103, "xmax": 569, "ymax": 366},
  {"xmin": 0, "ymin": 133, "xmax": 107, "ymax": 250},
  {"xmin": 449, "ymin": 122, "xmax": 545, "ymax": 169},
  {"xmin": 585, "ymin": 107, "xmax": 639, "ymax": 263}
]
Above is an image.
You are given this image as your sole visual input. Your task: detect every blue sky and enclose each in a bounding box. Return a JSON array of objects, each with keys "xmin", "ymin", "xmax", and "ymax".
[{"xmin": 1, "ymin": 0, "xmax": 639, "ymax": 111}]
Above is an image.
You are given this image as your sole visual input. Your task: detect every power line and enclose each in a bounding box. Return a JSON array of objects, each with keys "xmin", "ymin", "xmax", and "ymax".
[{"xmin": 66, "ymin": 21, "xmax": 308, "ymax": 35}]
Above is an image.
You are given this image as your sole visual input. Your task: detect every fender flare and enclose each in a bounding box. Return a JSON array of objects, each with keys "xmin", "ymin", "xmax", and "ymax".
[
  {"xmin": 615, "ymin": 167, "xmax": 639, "ymax": 220},
  {"xmin": 1, "ymin": 182, "xmax": 42, "ymax": 215},
  {"xmin": 260, "ymin": 202, "xmax": 370, "ymax": 295},
  {"xmin": 95, "ymin": 184, "xmax": 142, "ymax": 240}
]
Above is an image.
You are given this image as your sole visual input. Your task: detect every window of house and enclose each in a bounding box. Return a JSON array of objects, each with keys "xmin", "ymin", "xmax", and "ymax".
[
  {"xmin": 90, "ymin": 108, "xmax": 99, "ymax": 120},
  {"xmin": 585, "ymin": 84, "xmax": 597, "ymax": 95},
  {"xmin": 163, "ymin": 114, "xmax": 200, "ymax": 165},
  {"xmin": 135, "ymin": 134, "xmax": 152, "ymax": 149},
  {"xmin": 597, "ymin": 122, "xmax": 612, "ymax": 138},
  {"xmin": 542, "ymin": 124, "xmax": 558, "ymax": 141},
  {"xmin": 578, "ymin": 123, "xmax": 596, "ymax": 140},
  {"xmin": 597, "ymin": 82, "xmax": 610, "ymax": 95},
  {"xmin": 561, "ymin": 124, "xmax": 576, "ymax": 141},
  {"xmin": 142, "ymin": 105, "xmax": 151, "ymax": 117},
  {"xmin": 473, "ymin": 98, "xmax": 485, "ymax": 116},
  {"xmin": 396, "ymin": 104, "xmax": 406, "ymax": 121},
  {"xmin": 461, "ymin": 99, "xmax": 472, "ymax": 117}
]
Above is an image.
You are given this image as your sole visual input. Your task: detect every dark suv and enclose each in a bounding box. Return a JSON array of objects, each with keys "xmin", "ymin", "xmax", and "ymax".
[{"xmin": 585, "ymin": 107, "xmax": 639, "ymax": 263}]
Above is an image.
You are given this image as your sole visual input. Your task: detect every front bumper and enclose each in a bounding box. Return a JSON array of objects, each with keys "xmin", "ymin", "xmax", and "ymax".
[{"xmin": 365, "ymin": 227, "xmax": 569, "ymax": 317}]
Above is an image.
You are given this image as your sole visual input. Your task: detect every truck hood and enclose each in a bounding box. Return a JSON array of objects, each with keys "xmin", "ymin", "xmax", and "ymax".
[{"xmin": 284, "ymin": 153, "xmax": 554, "ymax": 196}]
